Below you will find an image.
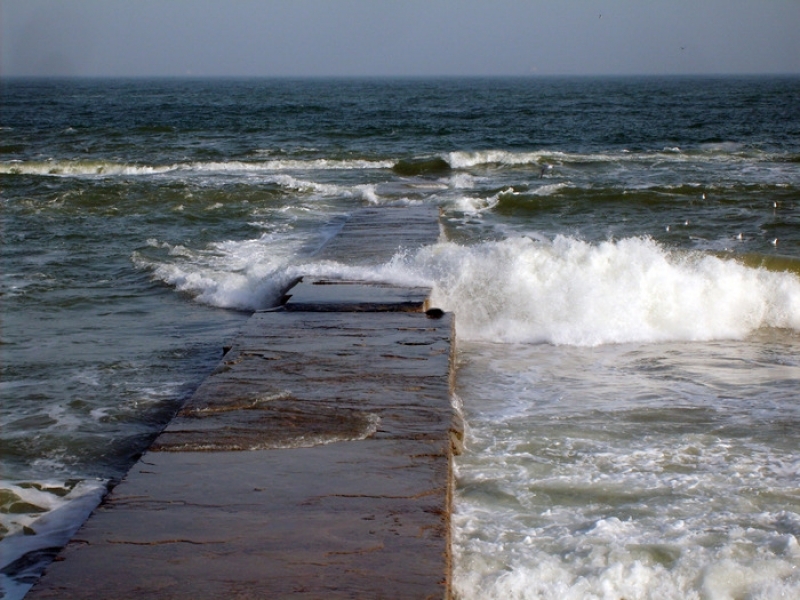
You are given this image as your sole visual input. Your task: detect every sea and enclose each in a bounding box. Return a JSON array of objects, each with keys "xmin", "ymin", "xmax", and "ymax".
[{"xmin": 1, "ymin": 77, "xmax": 799, "ymax": 599}]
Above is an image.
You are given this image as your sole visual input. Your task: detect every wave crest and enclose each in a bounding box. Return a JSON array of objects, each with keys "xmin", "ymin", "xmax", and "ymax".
[
  {"xmin": 0, "ymin": 158, "xmax": 393, "ymax": 178},
  {"xmin": 417, "ymin": 236, "xmax": 800, "ymax": 346}
]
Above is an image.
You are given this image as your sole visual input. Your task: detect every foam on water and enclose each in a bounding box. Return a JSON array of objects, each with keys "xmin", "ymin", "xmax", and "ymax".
[
  {"xmin": 135, "ymin": 227, "xmax": 800, "ymax": 347},
  {"xmin": 456, "ymin": 184, "xmax": 572, "ymax": 213},
  {"xmin": 132, "ymin": 219, "xmax": 800, "ymax": 344},
  {"xmin": 0, "ymin": 479, "xmax": 106, "ymax": 600},
  {"xmin": 419, "ymin": 236, "xmax": 800, "ymax": 345},
  {"xmin": 445, "ymin": 147, "xmax": 778, "ymax": 170},
  {"xmin": 452, "ymin": 189, "xmax": 511, "ymax": 214},
  {"xmin": 453, "ymin": 442, "xmax": 800, "ymax": 600},
  {"xmin": 447, "ymin": 150, "xmax": 557, "ymax": 169},
  {"xmin": 451, "ymin": 334, "xmax": 800, "ymax": 600},
  {"xmin": 453, "ymin": 527, "xmax": 800, "ymax": 600},
  {"xmin": 0, "ymin": 160, "xmax": 175, "ymax": 177},
  {"xmin": 188, "ymin": 158, "xmax": 394, "ymax": 173},
  {"xmin": 0, "ymin": 158, "xmax": 394, "ymax": 178},
  {"xmin": 133, "ymin": 234, "xmax": 306, "ymax": 311}
]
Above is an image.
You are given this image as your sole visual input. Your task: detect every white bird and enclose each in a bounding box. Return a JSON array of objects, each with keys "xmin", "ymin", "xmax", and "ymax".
[{"xmin": 771, "ymin": 238, "xmax": 779, "ymax": 246}]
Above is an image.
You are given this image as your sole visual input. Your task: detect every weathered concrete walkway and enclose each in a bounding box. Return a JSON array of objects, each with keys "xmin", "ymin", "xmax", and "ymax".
[{"xmin": 28, "ymin": 206, "xmax": 460, "ymax": 599}]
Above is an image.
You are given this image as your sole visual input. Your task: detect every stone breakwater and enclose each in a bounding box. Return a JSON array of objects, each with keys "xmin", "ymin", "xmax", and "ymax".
[{"xmin": 28, "ymin": 206, "xmax": 461, "ymax": 599}]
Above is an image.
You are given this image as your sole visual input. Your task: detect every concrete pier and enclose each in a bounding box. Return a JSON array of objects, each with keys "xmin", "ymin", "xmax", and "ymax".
[{"xmin": 27, "ymin": 206, "xmax": 460, "ymax": 599}]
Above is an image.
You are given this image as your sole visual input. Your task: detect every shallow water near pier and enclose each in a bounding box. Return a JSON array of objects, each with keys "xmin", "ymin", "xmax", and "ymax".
[
  {"xmin": 2, "ymin": 77, "xmax": 799, "ymax": 598},
  {"xmin": 452, "ymin": 334, "xmax": 800, "ymax": 599}
]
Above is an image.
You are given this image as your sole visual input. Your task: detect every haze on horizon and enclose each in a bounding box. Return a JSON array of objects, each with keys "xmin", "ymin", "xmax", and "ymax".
[{"xmin": 2, "ymin": 0, "xmax": 799, "ymax": 79}]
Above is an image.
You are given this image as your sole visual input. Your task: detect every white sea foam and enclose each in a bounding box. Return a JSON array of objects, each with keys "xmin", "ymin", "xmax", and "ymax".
[
  {"xmin": 448, "ymin": 172, "xmax": 480, "ymax": 188},
  {"xmin": 0, "ymin": 479, "xmax": 106, "ymax": 600},
  {"xmin": 0, "ymin": 158, "xmax": 392, "ymax": 179},
  {"xmin": 444, "ymin": 147, "xmax": 776, "ymax": 171},
  {"xmin": 0, "ymin": 147, "xmax": 777, "ymax": 182},
  {"xmin": 447, "ymin": 150, "xmax": 557, "ymax": 169},
  {"xmin": 137, "ymin": 230, "xmax": 800, "ymax": 344},
  {"xmin": 134, "ymin": 235, "xmax": 304, "ymax": 311},
  {"xmin": 532, "ymin": 182, "xmax": 571, "ymax": 196},
  {"xmin": 262, "ymin": 173, "xmax": 342, "ymax": 195},
  {"xmin": 356, "ymin": 184, "xmax": 380, "ymax": 204},
  {"xmin": 416, "ymin": 236, "xmax": 800, "ymax": 345},
  {"xmin": 452, "ymin": 191, "xmax": 504, "ymax": 214},
  {"xmin": 0, "ymin": 160, "xmax": 176, "ymax": 177},
  {"xmin": 452, "ymin": 334, "xmax": 800, "ymax": 600},
  {"xmin": 455, "ymin": 184, "xmax": 571, "ymax": 213},
  {"xmin": 453, "ymin": 525, "xmax": 800, "ymax": 600},
  {"xmin": 188, "ymin": 158, "xmax": 393, "ymax": 172},
  {"xmin": 451, "ymin": 185, "xmax": 571, "ymax": 215},
  {"xmin": 452, "ymin": 422, "xmax": 800, "ymax": 599},
  {"xmin": 354, "ymin": 184, "xmax": 425, "ymax": 207}
]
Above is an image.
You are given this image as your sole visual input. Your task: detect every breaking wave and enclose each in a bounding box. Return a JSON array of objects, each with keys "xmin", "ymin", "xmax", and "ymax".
[
  {"xmin": 135, "ymin": 231, "xmax": 800, "ymax": 346},
  {"xmin": 418, "ymin": 236, "xmax": 800, "ymax": 346}
]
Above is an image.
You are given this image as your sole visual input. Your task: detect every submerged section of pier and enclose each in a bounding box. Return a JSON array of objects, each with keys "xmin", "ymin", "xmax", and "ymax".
[{"xmin": 28, "ymin": 206, "xmax": 460, "ymax": 599}]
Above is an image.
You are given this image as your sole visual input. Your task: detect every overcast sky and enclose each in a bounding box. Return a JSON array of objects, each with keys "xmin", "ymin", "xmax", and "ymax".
[{"xmin": 2, "ymin": 0, "xmax": 799, "ymax": 78}]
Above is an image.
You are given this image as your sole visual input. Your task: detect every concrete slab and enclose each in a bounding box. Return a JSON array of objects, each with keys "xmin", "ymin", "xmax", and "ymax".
[
  {"xmin": 28, "ymin": 312, "xmax": 459, "ymax": 600},
  {"xmin": 155, "ymin": 311, "xmax": 457, "ymax": 451},
  {"xmin": 29, "ymin": 442, "xmax": 451, "ymax": 600},
  {"xmin": 314, "ymin": 206, "xmax": 443, "ymax": 264},
  {"xmin": 27, "ymin": 206, "xmax": 459, "ymax": 599},
  {"xmin": 282, "ymin": 278, "xmax": 433, "ymax": 313}
]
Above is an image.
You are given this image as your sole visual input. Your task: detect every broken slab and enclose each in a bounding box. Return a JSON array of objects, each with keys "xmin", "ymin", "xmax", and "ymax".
[{"xmin": 282, "ymin": 278, "xmax": 433, "ymax": 313}]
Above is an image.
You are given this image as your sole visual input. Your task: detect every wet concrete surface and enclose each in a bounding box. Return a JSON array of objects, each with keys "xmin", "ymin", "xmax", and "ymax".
[{"xmin": 27, "ymin": 206, "xmax": 459, "ymax": 599}]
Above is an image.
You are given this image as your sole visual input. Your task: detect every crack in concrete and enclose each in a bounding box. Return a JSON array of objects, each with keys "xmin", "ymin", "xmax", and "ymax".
[{"xmin": 106, "ymin": 539, "xmax": 227, "ymax": 546}]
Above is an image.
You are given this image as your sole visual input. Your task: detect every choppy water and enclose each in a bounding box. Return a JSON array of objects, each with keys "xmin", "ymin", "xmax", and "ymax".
[{"xmin": 1, "ymin": 77, "xmax": 799, "ymax": 599}]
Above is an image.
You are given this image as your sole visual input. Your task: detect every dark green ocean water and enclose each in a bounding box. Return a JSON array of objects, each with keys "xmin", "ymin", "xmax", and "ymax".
[{"xmin": 2, "ymin": 77, "xmax": 800, "ymax": 598}]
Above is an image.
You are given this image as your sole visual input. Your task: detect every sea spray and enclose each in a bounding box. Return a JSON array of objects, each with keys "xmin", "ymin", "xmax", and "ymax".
[
  {"xmin": 135, "ymin": 228, "xmax": 800, "ymax": 344},
  {"xmin": 419, "ymin": 236, "xmax": 800, "ymax": 345}
]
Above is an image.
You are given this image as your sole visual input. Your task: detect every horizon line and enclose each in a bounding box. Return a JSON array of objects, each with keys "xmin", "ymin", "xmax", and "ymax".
[{"xmin": 3, "ymin": 71, "xmax": 799, "ymax": 81}]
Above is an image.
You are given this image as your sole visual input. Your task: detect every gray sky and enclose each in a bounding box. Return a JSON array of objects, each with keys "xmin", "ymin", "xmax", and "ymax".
[{"xmin": 2, "ymin": 0, "xmax": 799, "ymax": 78}]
